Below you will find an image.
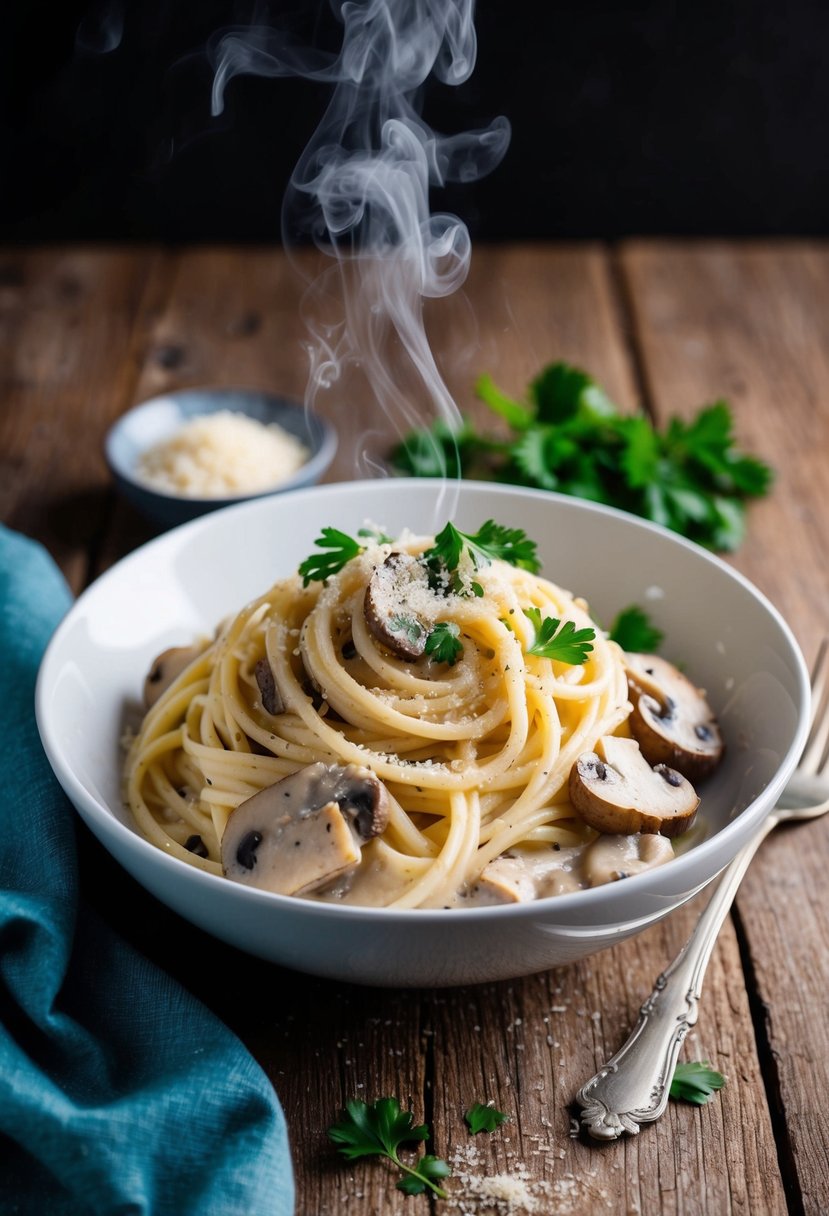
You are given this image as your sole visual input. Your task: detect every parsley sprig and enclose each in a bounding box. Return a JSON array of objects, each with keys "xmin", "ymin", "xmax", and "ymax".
[
  {"xmin": 669, "ymin": 1061, "xmax": 727, "ymax": 1105},
  {"xmin": 424, "ymin": 621, "xmax": 463, "ymax": 665},
  {"xmin": 391, "ymin": 361, "xmax": 773, "ymax": 551},
  {"xmin": 328, "ymin": 1097, "xmax": 450, "ymax": 1197},
  {"xmin": 608, "ymin": 605, "xmax": 664, "ymax": 653},
  {"xmin": 424, "ymin": 520, "xmax": 540, "ymax": 580},
  {"xmin": 298, "ymin": 520, "xmax": 540, "ymax": 594},
  {"xmin": 523, "ymin": 607, "xmax": 595, "ymax": 665},
  {"xmin": 298, "ymin": 527, "xmax": 363, "ymax": 586},
  {"xmin": 297, "ymin": 520, "xmax": 540, "ymax": 668},
  {"xmin": 465, "ymin": 1102, "xmax": 509, "ymax": 1134}
]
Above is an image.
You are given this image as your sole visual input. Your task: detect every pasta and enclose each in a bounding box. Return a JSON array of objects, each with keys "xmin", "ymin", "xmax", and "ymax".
[{"xmin": 124, "ymin": 523, "xmax": 718, "ymax": 908}]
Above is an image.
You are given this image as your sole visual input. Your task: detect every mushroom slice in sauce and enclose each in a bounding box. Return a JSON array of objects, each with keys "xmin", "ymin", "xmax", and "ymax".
[
  {"xmin": 581, "ymin": 832, "xmax": 674, "ymax": 886},
  {"xmin": 463, "ymin": 831, "xmax": 675, "ymax": 906},
  {"xmin": 624, "ymin": 653, "xmax": 724, "ymax": 781},
  {"xmin": 143, "ymin": 641, "xmax": 206, "ymax": 709},
  {"xmin": 363, "ymin": 553, "xmax": 431, "ymax": 660},
  {"xmin": 569, "ymin": 735, "xmax": 699, "ymax": 838},
  {"xmin": 466, "ymin": 857, "xmax": 536, "ymax": 905},
  {"xmin": 221, "ymin": 762, "xmax": 390, "ymax": 896},
  {"xmin": 254, "ymin": 657, "xmax": 284, "ymax": 716}
]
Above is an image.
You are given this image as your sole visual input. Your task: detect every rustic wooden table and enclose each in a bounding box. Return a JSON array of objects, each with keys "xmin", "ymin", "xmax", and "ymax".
[{"xmin": 3, "ymin": 242, "xmax": 829, "ymax": 1215}]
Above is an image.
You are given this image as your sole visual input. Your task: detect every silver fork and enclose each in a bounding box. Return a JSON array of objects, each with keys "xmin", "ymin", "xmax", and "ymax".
[{"xmin": 576, "ymin": 638, "xmax": 829, "ymax": 1140}]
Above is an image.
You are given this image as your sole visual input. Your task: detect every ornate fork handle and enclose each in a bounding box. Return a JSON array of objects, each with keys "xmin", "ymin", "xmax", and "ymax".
[{"xmin": 576, "ymin": 814, "xmax": 779, "ymax": 1140}]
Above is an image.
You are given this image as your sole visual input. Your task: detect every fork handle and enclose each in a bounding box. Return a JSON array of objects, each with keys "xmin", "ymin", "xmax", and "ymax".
[{"xmin": 576, "ymin": 814, "xmax": 779, "ymax": 1140}]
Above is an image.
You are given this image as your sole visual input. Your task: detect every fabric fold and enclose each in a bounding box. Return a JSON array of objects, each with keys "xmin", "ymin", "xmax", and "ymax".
[{"xmin": 0, "ymin": 525, "xmax": 294, "ymax": 1216}]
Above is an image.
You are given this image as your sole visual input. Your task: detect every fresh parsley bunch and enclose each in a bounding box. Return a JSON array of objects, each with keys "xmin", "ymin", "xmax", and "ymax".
[{"xmin": 391, "ymin": 361, "xmax": 772, "ymax": 551}]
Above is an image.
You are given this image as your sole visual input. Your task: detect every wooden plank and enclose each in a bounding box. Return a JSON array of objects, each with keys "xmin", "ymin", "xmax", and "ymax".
[
  {"xmin": 618, "ymin": 241, "xmax": 829, "ymax": 655},
  {"xmin": 434, "ymin": 242, "xmax": 641, "ymax": 416},
  {"xmin": 122, "ymin": 241, "xmax": 773, "ymax": 1211},
  {"xmin": 6, "ymin": 243, "xmax": 791, "ymax": 1214},
  {"xmin": 0, "ymin": 246, "xmax": 171, "ymax": 592},
  {"xmin": 621, "ymin": 239, "xmax": 829, "ymax": 1214},
  {"xmin": 424, "ymin": 244, "xmax": 783, "ymax": 1215},
  {"xmin": 110, "ymin": 243, "xmax": 640, "ymax": 492},
  {"xmin": 427, "ymin": 899, "xmax": 786, "ymax": 1215}
]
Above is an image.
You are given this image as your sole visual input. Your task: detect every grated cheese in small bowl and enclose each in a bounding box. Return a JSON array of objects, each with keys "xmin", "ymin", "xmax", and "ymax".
[
  {"xmin": 105, "ymin": 388, "xmax": 337, "ymax": 529},
  {"xmin": 135, "ymin": 409, "xmax": 309, "ymax": 498}
]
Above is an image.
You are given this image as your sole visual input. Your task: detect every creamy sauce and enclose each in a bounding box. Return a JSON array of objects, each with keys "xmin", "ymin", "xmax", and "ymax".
[{"xmin": 306, "ymin": 831, "xmax": 675, "ymax": 908}]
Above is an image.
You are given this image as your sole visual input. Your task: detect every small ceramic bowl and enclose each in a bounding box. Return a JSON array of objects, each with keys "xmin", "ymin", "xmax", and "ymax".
[
  {"xmin": 104, "ymin": 388, "xmax": 337, "ymax": 529},
  {"xmin": 36, "ymin": 481, "xmax": 810, "ymax": 987}
]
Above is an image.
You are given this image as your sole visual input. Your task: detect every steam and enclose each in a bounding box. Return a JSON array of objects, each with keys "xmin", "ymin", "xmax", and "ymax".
[
  {"xmin": 209, "ymin": 0, "xmax": 509, "ymax": 474},
  {"xmin": 76, "ymin": 0, "xmax": 125, "ymax": 54}
]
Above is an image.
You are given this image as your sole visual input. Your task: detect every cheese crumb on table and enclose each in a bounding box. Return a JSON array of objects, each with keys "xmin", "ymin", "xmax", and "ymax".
[
  {"xmin": 135, "ymin": 410, "xmax": 309, "ymax": 497},
  {"xmin": 447, "ymin": 1143, "xmax": 612, "ymax": 1215}
]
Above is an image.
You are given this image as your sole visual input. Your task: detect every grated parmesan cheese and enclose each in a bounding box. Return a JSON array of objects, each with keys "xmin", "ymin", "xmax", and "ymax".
[{"xmin": 135, "ymin": 410, "xmax": 309, "ymax": 498}]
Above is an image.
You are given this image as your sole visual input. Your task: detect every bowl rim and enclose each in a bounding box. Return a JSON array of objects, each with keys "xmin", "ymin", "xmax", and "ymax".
[
  {"xmin": 103, "ymin": 386, "xmax": 338, "ymax": 505},
  {"xmin": 36, "ymin": 478, "xmax": 812, "ymax": 924}
]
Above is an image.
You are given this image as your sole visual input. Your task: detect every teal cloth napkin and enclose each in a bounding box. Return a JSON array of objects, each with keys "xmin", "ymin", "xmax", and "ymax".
[{"xmin": 0, "ymin": 526, "xmax": 294, "ymax": 1216}]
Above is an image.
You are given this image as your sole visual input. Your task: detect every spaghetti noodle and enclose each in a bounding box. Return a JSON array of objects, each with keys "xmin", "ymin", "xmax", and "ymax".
[{"xmin": 124, "ymin": 525, "xmax": 652, "ymax": 908}]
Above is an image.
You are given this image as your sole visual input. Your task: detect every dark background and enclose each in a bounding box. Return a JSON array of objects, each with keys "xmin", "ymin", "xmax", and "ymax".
[{"xmin": 2, "ymin": 0, "xmax": 828, "ymax": 243}]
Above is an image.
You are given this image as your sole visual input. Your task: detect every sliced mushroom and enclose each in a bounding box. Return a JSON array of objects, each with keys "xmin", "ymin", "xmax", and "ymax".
[
  {"xmin": 143, "ymin": 641, "xmax": 206, "ymax": 708},
  {"xmin": 300, "ymin": 665, "xmax": 344, "ymax": 722},
  {"xmin": 624, "ymin": 653, "xmax": 724, "ymax": 780},
  {"xmin": 465, "ymin": 857, "xmax": 536, "ymax": 905},
  {"xmin": 221, "ymin": 762, "xmax": 390, "ymax": 896},
  {"xmin": 581, "ymin": 832, "xmax": 674, "ymax": 886},
  {"xmin": 364, "ymin": 553, "xmax": 431, "ymax": 660},
  {"xmin": 569, "ymin": 735, "xmax": 699, "ymax": 837},
  {"xmin": 464, "ymin": 846, "xmax": 584, "ymax": 905},
  {"xmin": 255, "ymin": 657, "xmax": 284, "ymax": 715}
]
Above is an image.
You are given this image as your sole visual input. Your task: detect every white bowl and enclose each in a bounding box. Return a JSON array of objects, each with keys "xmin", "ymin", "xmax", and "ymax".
[{"xmin": 36, "ymin": 480, "xmax": 809, "ymax": 987}]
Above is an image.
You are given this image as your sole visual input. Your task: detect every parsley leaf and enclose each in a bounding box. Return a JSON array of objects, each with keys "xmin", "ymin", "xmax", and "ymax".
[
  {"xmin": 523, "ymin": 607, "xmax": 595, "ymax": 665},
  {"xmin": 465, "ymin": 1102, "xmax": 509, "ymax": 1134},
  {"xmin": 423, "ymin": 520, "xmax": 541, "ymax": 582},
  {"xmin": 475, "ymin": 373, "xmax": 534, "ymax": 429},
  {"xmin": 388, "ymin": 615, "xmax": 424, "ymax": 644},
  {"xmin": 392, "ymin": 416, "xmax": 497, "ymax": 479},
  {"xmin": 608, "ymin": 605, "xmax": 664, "ymax": 653},
  {"xmin": 298, "ymin": 527, "xmax": 364, "ymax": 586},
  {"xmin": 530, "ymin": 361, "xmax": 616, "ymax": 425},
  {"xmin": 669, "ymin": 1061, "xmax": 727, "ymax": 1106},
  {"xmin": 358, "ymin": 525, "xmax": 392, "ymax": 543},
  {"xmin": 396, "ymin": 1155, "xmax": 452, "ymax": 1196},
  {"xmin": 391, "ymin": 361, "xmax": 773, "ymax": 551},
  {"xmin": 328, "ymin": 1097, "xmax": 450, "ymax": 1198},
  {"xmin": 425, "ymin": 621, "xmax": 463, "ymax": 665},
  {"xmin": 467, "ymin": 520, "xmax": 541, "ymax": 572}
]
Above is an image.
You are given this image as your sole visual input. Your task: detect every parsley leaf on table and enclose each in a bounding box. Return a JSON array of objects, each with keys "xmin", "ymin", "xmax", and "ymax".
[
  {"xmin": 465, "ymin": 1102, "xmax": 509, "ymax": 1134},
  {"xmin": 328, "ymin": 1097, "xmax": 450, "ymax": 1198},
  {"xmin": 608, "ymin": 605, "xmax": 664, "ymax": 653},
  {"xmin": 391, "ymin": 361, "xmax": 773, "ymax": 551},
  {"xmin": 669, "ymin": 1061, "xmax": 727, "ymax": 1105},
  {"xmin": 523, "ymin": 607, "xmax": 596, "ymax": 665}
]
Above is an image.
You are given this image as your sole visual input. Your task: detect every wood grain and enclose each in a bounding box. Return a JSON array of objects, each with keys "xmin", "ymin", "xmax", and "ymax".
[
  {"xmin": 621, "ymin": 240, "xmax": 829, "ymax": 1216},
  {"xmin": 3, "ymin": 242, "xmax": 817, "ymax": 1214},
  {"xmin": 0, "ymin": 246, "xmax": 170, "ymax": 591}
]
